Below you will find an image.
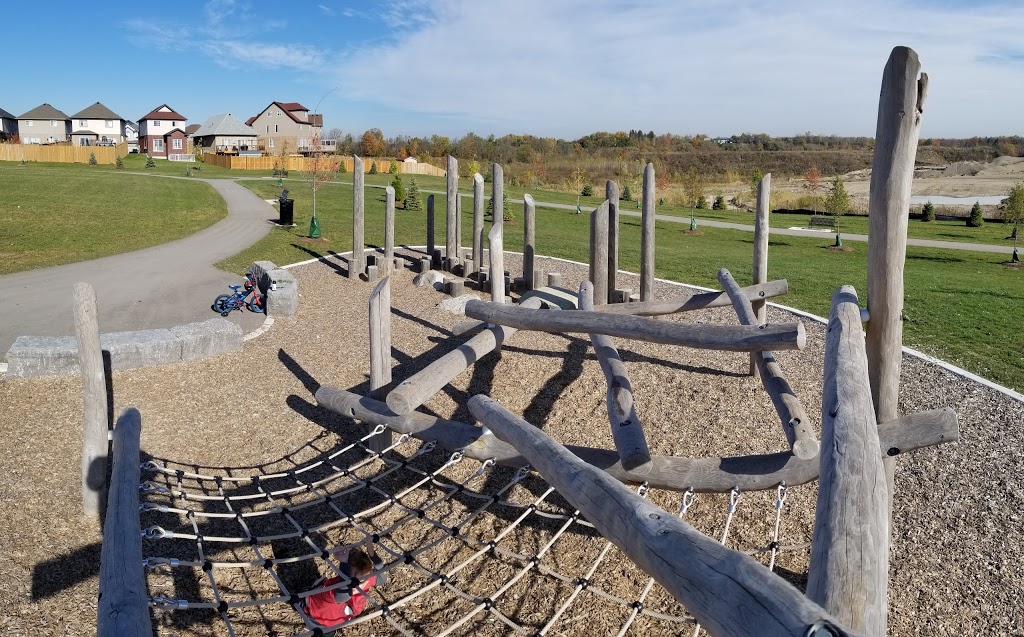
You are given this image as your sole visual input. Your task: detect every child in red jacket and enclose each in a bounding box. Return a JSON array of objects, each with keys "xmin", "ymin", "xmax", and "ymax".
[{"xmin": 304, "ymin": 541, "xmax": 388, "ymax": 631}]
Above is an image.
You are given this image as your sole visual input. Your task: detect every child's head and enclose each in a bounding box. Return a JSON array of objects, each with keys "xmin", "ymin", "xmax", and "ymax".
[{"xmin": 348, "ymin": 548, "xmax": 374, "ymax": 577}]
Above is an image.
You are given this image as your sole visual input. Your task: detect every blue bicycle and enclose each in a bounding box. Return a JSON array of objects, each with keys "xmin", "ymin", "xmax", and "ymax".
[{"xmin": 212, "ymin": 272, "xmax": 265, "ymax": 315}]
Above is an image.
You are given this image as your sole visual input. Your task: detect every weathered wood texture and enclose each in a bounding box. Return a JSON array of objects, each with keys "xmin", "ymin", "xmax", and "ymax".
[
  {"xmin": 456, "ymin": 192, "xmax": 463, "ymax": 266},
  {"xmin": 579, "ymin": 281, "xmax": 651, "ymax": 473},
  {"xmin": 318, "ymin": 387, "xmax": 957, "ymax": 493},
  {"xmin": 752, "ymin": 173, "xmax": 772, "ymax": 375},
  {"xmin": 492, "ymin": 163, "xmax": 504, "ymax": 227},
  {"xmin": 384, "ymin": 296, "xmax": 544, "ymax": 416},
  {"xmin": 97, "ymin": 408, "xmax": 153, "ymax": 637},
  {"xmin": 808, "ymin": 286, "xmax": 890, "ymax": 635},
  {"xmin": 866, "ymin": 46, "xmax": 927, "ymax": 506},
  {"xmin": 718, "ymin": 269, "xmax": 818, "ymax": 460},
  {"xmin": 368, "ymin": 276, "xmax": 393, "ymax": 453},
  {"xmin": 446, "ymin": 155, "xmax": 458, "ymax": 267},
  {"xmin": 463, "ymin": 300, "xmax": 806, "ymax": 352},
  {"xmin": 384, "ymin": 186, "xmax": 395, "ymax": 272},
  {"xmin": 472, "ymin": 173, "xmax": 484, "ymax": 277},
  {"xmin": 523, "ymin": 194, "xmax": 536, "ymax": 292},
  {"xmin": 488, "ymin": 221, "xmax": 504, "ymax": 303},
  {"xmin": 590, "ymin": 201, "xmax": 609, "ymax": 305},
  {"xmin": 75, "ymin": 282, "xmax": 108, "ymax": 517},
  {"xmin": 468, "ymin": 395, "xmax": 863, "ymax": 637},
  {"xmin": 351, "ymin": 156, "xmax": 365, "ymax": 280},
  {"xmin": 606, "ymin": 180, "xmax": 620, "ymax": 304},
  {"xmin": 426, "ymin": 194, "xmax": 436, "ymax": 266},
  {"xmin": 595, "ymin": 280, "xmax": 788, "ymax": 316},
  {"xmin": 640, "ymin": 163, "xmax": 655, "ymax": 301}
]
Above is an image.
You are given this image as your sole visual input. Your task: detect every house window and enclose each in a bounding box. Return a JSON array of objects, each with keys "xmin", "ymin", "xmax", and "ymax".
[
  {"xmin": 266, "ymin": 125, "xmax": 269, "ymax": 133},
  {"xmin": 269, "ymin": 139, "xmax": 275, "ymax": 148},
  {"xmin": 50, "ymin": 120, "xmax": 56, "ymax": 126},
  {"xmin": 275, "ymin": 125, "xmax": 278, "ymax": 133},
  {"xmin": 153, "ymin": 139, "xmax": 164, "ymax": 152},
  {"xmin": 154, "ymin": 120, "xmax": 161, "ymax": 127},
  {"xmin": 106, "ymin": 120, "xmax": 113, "ymax": 128},
  {"xmin": 79, "ymin": 119, "xmax": 88, "ymax": 127},
  {"xmin": 172, "ymin": 121, "xmax": 177, "ymax": 127},
  {"xmin": 27, "ymin": 121, "xmax": 33, "ymax": 127},
  {"xmin": 173, "ymin": 138, "xmax": 182, "ymax": 150}
]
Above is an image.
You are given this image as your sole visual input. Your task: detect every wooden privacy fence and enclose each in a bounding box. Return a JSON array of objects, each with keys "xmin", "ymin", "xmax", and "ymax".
[
  {"xmin": 0, "ymin": 142, "xmax": 128, "ymax": 165},
  {"xmin": 201, "ymin": 153, "xmax": 446, "ymax": 176}
]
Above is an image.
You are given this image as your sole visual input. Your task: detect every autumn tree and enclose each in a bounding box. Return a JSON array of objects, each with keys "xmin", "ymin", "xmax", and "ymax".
[
  {"xmin": 805, "ymin": 165, "xmax": 821, "ymax": 213},
  {"xmin": 1002, "ymin": 182, "xmax": 1024, "ymax": 261},
  {"xmin": 360, "ymin": 129, "xmax": 386, "ymax": 157},
  {"xmin": 681, "ymin": 169, "xmax": 706, "ymax": 208},
  {"xmin": 302, "ymin": 128, "xmax": 341, "ymax": 237}
]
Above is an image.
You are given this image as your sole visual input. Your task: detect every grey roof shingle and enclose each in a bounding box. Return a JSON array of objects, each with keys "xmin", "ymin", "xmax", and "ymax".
[
  {"xmin": 18, "ymin": 103, "xmax": 70, "ymax": 120},
  {"xmin": 70, "ymin": 102, "xmax": 123, "ymax": 120},
  {"xmin": 0, "ymin": 107, "xmax": 15, "ymax": 119},
  {"xmin": 191, "ymin": 113, "xmax": 257, "ymax": 138}
]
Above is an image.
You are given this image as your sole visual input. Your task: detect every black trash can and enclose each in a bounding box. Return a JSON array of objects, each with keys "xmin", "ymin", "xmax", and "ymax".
[{"xmin": 279, "ymin": 198, "xmax": 294, "ymax": 226}]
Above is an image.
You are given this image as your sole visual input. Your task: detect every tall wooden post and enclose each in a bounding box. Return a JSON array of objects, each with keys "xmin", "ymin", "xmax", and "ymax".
[
  {"xmin": 807, "ymin": 286, "xmax": 889, "ymax": 635},
  {"xmin": 472, "ymin": 173, "xmax": 484, "ymax": 277},
  {"xmin": 384, "ymin": 185, "xmax": 395, "ymax": 273},
  {"xmin": 640, "ymin": 162, "xmax": 655, "ymax": 301},
  {"xmin": 752, "ymin": 173, "xmax": 771, "ymax": 376},
  {"xmin": 368, "ymin": 276, "xmax": 393, "ymax": 453},
  {"xmin": 492, "ymin": 163, "xmax": 504, "ymax": 227},
  {"xmin": 606, "ymin": 180, "xmax": 620, "ymax": 303},
  {"xmin": 456, "ymin": 192, "xmax": 463, "ymax": 266},
  {"xmin": 351, "ymin": 156, "xmax": 365, "ymax": 280},
  {"xmin": 488, "ymin": 222, "xmax": 504, "ymax": 303},
  {"xmin": 97, "ymin": 408, "xmax": 152, "ymax": 636},
  {"xmin": 446, "ymin": 155, "xmax": 458, "ymax": 270},
  {"xmin": 866, "ymin": 46, "xmax": 927, "ymax": 511},
  {"xmin": 75, "ymin": 282, "xmax": 107, "ymax": 517},
  {"xmin": 523, "ymin": 194, "xmax": 536, "ymax": 292},
  {"xmin": 426, "ymin": 194, "xmax": 436, "ymax": 267},
  {"xmin": 590, "ymin": 201, "xmax": 609, "ymax": 305}
]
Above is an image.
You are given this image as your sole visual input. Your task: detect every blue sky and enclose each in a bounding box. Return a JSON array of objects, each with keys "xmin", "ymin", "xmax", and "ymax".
[{"xmin": 4, "ymin": 0, "xmax": 1022, "ymax": 139}]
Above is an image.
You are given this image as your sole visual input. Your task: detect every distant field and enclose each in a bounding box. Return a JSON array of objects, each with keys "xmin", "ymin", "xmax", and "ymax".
[
  {"xmin": 0, "ymin": 164, "xmax": 226, "ymax": 274},
  {"xmin": 231, "ymin": 178, "xmax": 1024, "ymax": 392}
]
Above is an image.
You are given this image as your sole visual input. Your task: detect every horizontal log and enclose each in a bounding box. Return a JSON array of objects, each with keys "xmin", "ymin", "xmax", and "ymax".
[
  {"xmin": 718, "ymin": 269, "xmax": 819, "ymax": 460},
  {"xmin": 594, "ymin": 280, "xmax": 788, "ymax": 316},
  {"xmin": 386, "ymin": 296, "xmax": 544, "ymax": 415},
  {"xmin": 468, "ymin": 395, "xmax": 860, "ymax": 637},
  {"xmin": 316, "ymin": 387, "xmax": 958, "ymax": 493},
  {"xmin": 464, "ymin": 300, "xmax": 805, "ymax": 352},
  {"xmin": 579, "ymin": 281, "xmax": 652, "ymax": 473}
]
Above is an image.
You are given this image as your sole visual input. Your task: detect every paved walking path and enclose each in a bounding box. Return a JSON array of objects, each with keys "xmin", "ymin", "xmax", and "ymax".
[{"xmin": 0, "ymin": 179, "xmax": 272, "ymax": 354}]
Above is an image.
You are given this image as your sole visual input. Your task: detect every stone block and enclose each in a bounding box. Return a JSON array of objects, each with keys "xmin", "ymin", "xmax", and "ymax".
[
  {"xmin": 171, "ymin": 319, "xmax": 243, "ymax": 362},
  {"xmin": 100, "ymin": 329, "xmax": 182, "ymax": 371},
  {"xmin": 266, "ymin": 267, "xmax": 298, "ymax": 317},
  {"xmin": 5, "ymin": 335, "xmax": 80, "ymax": 378}
]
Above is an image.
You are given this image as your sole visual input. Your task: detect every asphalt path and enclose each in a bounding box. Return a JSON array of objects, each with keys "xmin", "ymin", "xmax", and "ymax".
[{"xmin": 0, "ymin": 178, "xmax": 273, "ymax": 354}]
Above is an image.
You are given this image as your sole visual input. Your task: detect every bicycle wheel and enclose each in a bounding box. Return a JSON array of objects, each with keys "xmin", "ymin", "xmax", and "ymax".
[
  {"xmin": 213, "ymin": 294, "xmax": 231, "ymax": 314},
  {"xmin": 247, "ymin": 294, "xmax": 266, "ymax": 314}
]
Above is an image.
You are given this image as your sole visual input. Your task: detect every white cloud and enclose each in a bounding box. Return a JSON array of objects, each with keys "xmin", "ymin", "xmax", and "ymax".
[
  {"xmin": 335, "ymin": 0, "xmax": 1024, "ymax": 137},
  {"xmin": 318, "ymin": 4, "xmax": 335, "ymax": 16}
]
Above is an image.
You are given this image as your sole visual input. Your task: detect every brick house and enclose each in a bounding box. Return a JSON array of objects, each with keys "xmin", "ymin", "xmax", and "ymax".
[{"xmin": 138, "ymin": 104, "xmax": 189, "ymax": 160}]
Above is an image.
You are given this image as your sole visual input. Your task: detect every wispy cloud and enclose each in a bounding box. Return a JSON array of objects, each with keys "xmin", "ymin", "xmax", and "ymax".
[{"xmin": 318, "ymin": 4, "xmax": 335, "ymax": 16}]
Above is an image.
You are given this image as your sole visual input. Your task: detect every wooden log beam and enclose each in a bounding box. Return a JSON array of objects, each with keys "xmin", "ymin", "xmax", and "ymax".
[
  {"xmin": 523, "ymin": 194, "xmax": 536, "ymax": 292},
  {"xmin": 594, "ymin": 280, "xmax": 788, "ymax": 316},
  {"xmin": 808, "ymin": 286, "xmax": 889, "ymax": 634},
  {"xmin": 640, "ymin": 162, "xmax": 655, "ymax": 301},
  {"xmin": 384, "ymin": 296, "xmax": 544, "ymax": 416},
  {"xmin": 472, "ymin": 173, "xmax": 484, "ymax": 277},
  {"xmin": 468, "ymin": 395, "xmax": 862, "ymax": 637},
  {"xmin": 368, "ymin": 276, "xmax": 393, "ymax": 453},
  {"xmin": 866, "ymin": 46, "xmax": 927, "ymax": 513},
  {"xmin": 606, "ymin": 180, "xmax": 619, "ymax": 304},
  {"xmin": 384, "ymin": 186, "xmax": 395, "ymax": 273},
  {"xmin": 752, "ymin": 173, "xmax": 771, "ymax": 376},
  {"xmin": 590, "ymin": 201, "xmax": 609, "ymax": 305},
  {"xmin": 718, "ymin": 269, "xmax": 819, "ymax": 460},
  {"xmin": 579, "ymin": 281, "xmax": 652, "ymax": 473},
  {"xmin": 351, "ymin": 156, "xmax": 365, "ymax": 279},
  {"xmin": 97, "ymin": 408, "xmax": 153, "ymax": 637},
  {"xmin": 75, "ymin": 282, "xmax": 108, "ymax": 517},
  {"xmin": 446, "ymin": 155, "xmax": 458, "ymax": 268},
  {"xmin": 318, "ymin": 387, "xmax": 956, "ymax": 493},
  {"xmin": 463, "ymin": 300, "xmax": 806, "ymax": 352}
]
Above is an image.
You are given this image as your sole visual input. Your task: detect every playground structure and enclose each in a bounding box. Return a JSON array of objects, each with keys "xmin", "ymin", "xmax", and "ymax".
[{"xmin": 88, "ymin": 47, "xmax": 961, "ymax": 636}]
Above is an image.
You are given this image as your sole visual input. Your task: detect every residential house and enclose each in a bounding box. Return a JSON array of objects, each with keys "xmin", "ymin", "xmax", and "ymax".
[
  {"xmin": 125, "ymin": 120, "xmax": 139, "ymax": 153},
  {"xmin": 69, "ymin": 102, "xmax": 127, "ymax": 146},
  {"xmin": 0, "ymin": 107, "xmax": 18, "ymax": 141},
  {"xmin": 191, "ymin": 113, "xmax": 258, "ymax": 155},
  {"xmin": 245, "ymin": 101, "xmax": 323, "ymax": 155},
  {"xmin": 18, "ymin": 103, "xmax": 71, "ymax": 144},
  {"xmin": 138, "ymin": 104, "xmax": 189, "ymax": 160}
]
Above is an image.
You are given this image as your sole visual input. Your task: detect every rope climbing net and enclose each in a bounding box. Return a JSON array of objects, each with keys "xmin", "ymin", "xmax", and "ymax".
[{"xmin": 140, "ymin": 426, "xmax": 804, "ymax": 637}]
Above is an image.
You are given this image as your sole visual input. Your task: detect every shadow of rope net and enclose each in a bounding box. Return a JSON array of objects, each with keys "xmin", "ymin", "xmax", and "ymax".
[{"xmin": 140, "ymin": 426, "xmax": 807, "ymax": 637}]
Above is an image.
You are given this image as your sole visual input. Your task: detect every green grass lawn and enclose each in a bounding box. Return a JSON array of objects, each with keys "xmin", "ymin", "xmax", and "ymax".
[
  {"xmin": 0, "ymin": 164, "xmax": 227, "ymax": 274},
  {"xmin": 232, "ymin": 179, "xmax": 1024, "ymax": 392}
]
